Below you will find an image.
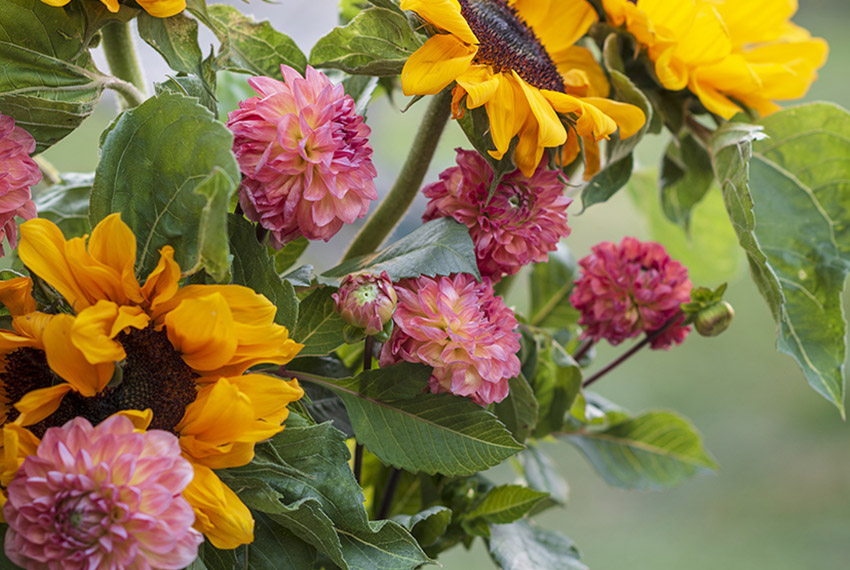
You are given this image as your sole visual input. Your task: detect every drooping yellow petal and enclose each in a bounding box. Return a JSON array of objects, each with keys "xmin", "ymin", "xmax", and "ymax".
[
  {"xmin": 455, "ymin": 65, "xmax": 501, "ymax": 108},
  {"xmin": 183, "ymin": 463, "xmax": 254, "ymax": 549},
  {"xmin": 581, "ymin": 135, "xmax": 602, "ymax": 180},
  {"xmin": 485, "ymin": 75, "xmax": 530, "ymax": 159},
  {"xmin": 712, "ymin": 0, "xmax": 798, "ymax": 48},
  {"xmin": 514, "ymin": 73, "xmax": 566, "ymax": 148},
  {"xmin": 0, "ymin": 278, "xmax": 36, "ymax": 317},
  {"xmin": 513, "ymin": 119, "xmax": 543, "ymax": 178},
  {"xmin": 113, "ymin": 409, "xmax": 154, "ymax": 431},
  {"xmin": 551, "ymin": 46, "xmax": 611, "ymax": 98},
  {"xmin": 99, "ymin": 0, "xmax": 120, "ymax": 11},
  {"xmin": 211, "ymin": 321, "xmax": 303, "ymax": 377},
  {"xmin": 401, "ymin": 34, "xmax": 477, "ymax": 96},
  {"xmin": 227, "ymin": 374, "xmax": 303, "ymax": 427},
  {"xmin": 581, "ymin": 97, "xmax": 646, "ymax": 139},
  {"xmin": 400, "ymin": 0, "xmax": 477, "ymax": 45},
  {"xmin": 154, "ymin": 284, "xmax": 277, "ymax": 326},
  {"xmin": 14, "ymin": 384, "xmax": 73, "ymax": 427},
  {"xmin": 141, "ymin": 245, "xmax": 182, "ymax": 312},
  {"xmin": 70, "ymin": 301, "xmax": 149, "ymax": 366},
  {"xmin": 42, "ymin": 314, "xmax": 114, "ymax": 397},
  {"xmin": 558, "ymin": 127, "xmax": 582, "ymax": 168},
  {"xmin": 165, "ymin": 293, "xmax": 238, "ymax": 372},
  {"xmin": 0, "ymin": 424, "xmax": 40, "ymax": 488}
]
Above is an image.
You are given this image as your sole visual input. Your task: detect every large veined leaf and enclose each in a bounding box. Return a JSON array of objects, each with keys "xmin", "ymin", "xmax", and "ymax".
[
  {"xmin": 228, "ymin": 215, "xmax": 299, "ymax": 332},
  {"xmin": 710, "ymin": 103, "xmax": 850, "ymax": 414},
  {"xmin": 291, "ymin": 288, "xmax": 346, "ymax": 357},
  {"xmin": 566, "ymin": 411, "xmax": 716, "ymax": 490},
  {"xmin": 392, "ymin": 506, "xmax": 452, "ymax": 548},
  {"xmin": 0, "ymin": 0, "xmax": 112, "ymax": 151},
  {"xmin": 90, "ymin": 92, "xmax": 239, "ymax": 281},
  {"xmin": 221, "ymin": 420, "xmax": 432, "ymax": 570},
  {"xmin": 488, "ymin": 520, "xmax": 587, "ymax": 570},
  {"xmin": 323, "ymin": 218, "xmax": 480, "ymax": 281},
  {"xmin": 33, "ymin": 173, "xmax": 93, "ymax": 238},
  {"xmin": 461, "ymin": 485, "xmax": 549, "ymax": 534},
  {"xmin": 297, "ymin": 363, "xmax": 524, "ymax": 476},
  {"xmin": 310, "ymin": 7, "xmax": 423, "ymax": 76}
]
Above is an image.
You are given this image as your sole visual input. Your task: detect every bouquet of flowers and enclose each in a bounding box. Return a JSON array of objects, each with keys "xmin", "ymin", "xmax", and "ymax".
[{"xmin": 0, "ymin": 0, "xmax": 843, "ymax": 567}]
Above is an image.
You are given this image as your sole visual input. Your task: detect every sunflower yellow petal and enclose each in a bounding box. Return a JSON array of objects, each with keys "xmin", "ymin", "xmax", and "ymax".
[
  {"xmin": 485, "ymin": 74, "xmax": 530, "ymax": 158},
  {"xmin": 134, "ymin": 0, "xmax": 185, "ymax": 17},
  {"xmin": 87, "ymin": 213, "xmax": 143, "ymax": 305},
  {"xmin": 113, "ymin": 409, "xmax": 154, "ymax": 431},
  {"xmin": 0, "ymin": 278, "xmax": 36, "ymax": 317},
  {"xmin": 402, "ymin": 34, "xmax": 477, "ymax": 96},
  {"xmin": 14, "ymin": 384, "xmax": 73, "ymax": 427},
  {"xmin": 0, "ymin": 424, "xmax": 40, "ymax": 489},
  {"xmin": 513, "ymin": 72, "xmax": 567, "ymax": 149},
  {"xmin": 580, "ymin": 97, "xmax": 646, "ymax": 139},
  {"xmin": 70, "ymin": 301, "xmax": 149, "ymax": 366},
  {"xmin": 165, "ymin": 293, "xmax": 238, "ymax": 372},
  {"xmin": 581, "ymin": 135, "xmax": 602, "ymax": 180},
  {"xmin": 559, "ymin": 127, "xmax": 582, "ymax": 167},
  {"xmin": 99, "ymin": 0, "xmax": 120, "ymax": 11},
  {"xmin": 42, "ymin": 314, "xmax": 114, "ymax": 397},
  {"xmin": 513, "ymin": 0, "xmax": 597, "ymax": 56},
  {"xmin": 400, "ymin": 0, "xmax": 477, "ymax": 44},
  {"xmin": 19, "ymin": 219, "xmax": 92, "ymax": 311},
  {"xmin": 513, "ymin": 120, "xmax": 543, "ymax": 177},
  {"xmin": 141, "ymin": 245, "xmax": 182, "ymax": 312},
  {"xmin": 552, "ymin": 46, "xmax": 611, "ymax": 98},
  {"xmin": 227, "ymin": 374, "xmax": 303, "ymax": 426},
  {"xmin": 455, "ymin": 65, "xmax": 501, "ymax": 108},
  {"xmin": 211, "ymin": 322, "xmax": 303, "ymax": 377},
  {"xmin": 183, "ymin": 463, "xmax": 254, "ymax": 549}
]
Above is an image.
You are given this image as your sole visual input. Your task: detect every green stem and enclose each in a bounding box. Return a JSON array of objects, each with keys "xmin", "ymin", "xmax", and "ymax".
[
  {"xmin": 100, "ymin": 22, "xmax": 146, "ymax": 106},
  {"xmin": 342, "ymin": 90, "xmax": 453, "ymax": 261}
]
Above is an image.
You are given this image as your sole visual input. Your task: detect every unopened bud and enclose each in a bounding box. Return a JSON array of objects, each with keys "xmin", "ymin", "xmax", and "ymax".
[
  {"xmin": 333, "ymin": 271, "xmax": 397, "ymax": 339},
  {"xmin": 694, "ymin": 300, "xmax": 734, "ymax": 337}
]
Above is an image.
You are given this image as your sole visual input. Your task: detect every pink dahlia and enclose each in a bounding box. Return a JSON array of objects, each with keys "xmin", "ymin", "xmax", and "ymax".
[
  {"xmin": 570, "ymin": 237, "xmax": 692, "ymax": 350},
  {"xmin": 227, "ymin": 65, "xmax": 377, "ymax": 246},
  {"xmin": 0, "ymin": 115, "xmax": 39, "ymax": 256},
  {"xmin": 422, "ymin": 149, "xmax": 571, "ymax": 280},
  {"xmin": 379, "ymin": 273, "xmax": 521, "ymax": 405},
  {"xmin": 4, "ymin": 416, "xmax": 203, "ymax": 569}
]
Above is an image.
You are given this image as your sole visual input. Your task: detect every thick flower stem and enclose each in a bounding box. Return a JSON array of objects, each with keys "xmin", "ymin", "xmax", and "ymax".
[
  {"xmin": 354, "ymin": 336, "xmax": 375, "ymax": 485},
  {"xmin": 342, "ymin": 90, "xmax": 453, "ymax": 261},
  {"xmin": 101, "ymin": 22, "xmax": 146, "ymax": 107},
  {"xmin": 581, "ymin": 313, "xmax": 683, "ymax": 389},
  {"xmin": 377, "ymin": 468, "xmax": 402, "ymax": 519}
]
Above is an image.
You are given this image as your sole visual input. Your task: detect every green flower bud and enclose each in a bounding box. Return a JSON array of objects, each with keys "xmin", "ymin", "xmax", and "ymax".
[{"xmin": 695, "ymin": 300, "xmax": 735, "ymax": 337}]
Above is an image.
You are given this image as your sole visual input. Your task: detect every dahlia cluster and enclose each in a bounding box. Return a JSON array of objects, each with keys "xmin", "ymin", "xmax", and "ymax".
[
  {"xmin": 227, "ymin": 65, "xmax": 377, "ymax": 246},
  {"xmin": 423, "ymin": 149, "xmax": 572, "ymax": 281},
  {"xmin": 0, "ymin": 115, "xmax": 39, "ymax": 257},
  {"xmin": 570, "ymin": 237, "xmax": 692, "ymax": 350},
  {"xmin": 380, "ymin": 273, "xmax": 521, "ymax": 405}
]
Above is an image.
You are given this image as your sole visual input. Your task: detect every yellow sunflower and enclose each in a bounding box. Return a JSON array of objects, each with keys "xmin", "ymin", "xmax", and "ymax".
[
  {"xmin": 0, "ymin": 214, "xmax": 304, "ymax": 549},
  {"xmin": 39, "ymin": 0, "xmax": 186, "ymax": 19},
  {"xmin": 400, "ymin": 0, "xmax": 646, "ymax": 176},
  {"xmin": 602, "ymin": 0, "xmax": 827, "ymax": 118}
]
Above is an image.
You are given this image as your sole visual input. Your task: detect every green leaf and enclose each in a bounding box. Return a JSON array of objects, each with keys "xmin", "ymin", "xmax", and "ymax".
[
  {"xmin": 310, "ymin": 7, "xmax": 423, "ymax": 76},
  {"xmin": 221, "ymin": 421, "xmax": 432, "ymax": 570},
  {"xmin": 530, "ymin": 338, "xmax": 581, "ymax": 439},
  {"xmin": 202, "ymin": 4, "xmax": 308, "ymax": 76},
  {"xmin": 517, "ymin": 444, "xmax": 569, "ymax": 505},
  {"xmin": 90, "ymin": 92, "xmax": 239, "ymax": 281},
  {"xmin": 155, "ymin": 74, "xmax": 217, "ymax": 116},
  {"xmin": 492, "ymin": 373, "xmax": 538, "ymax": 443},
  {"xmin": 528, "ymin": 247, "xmax": 579, "ymax": 329},
  {"xmin": 566, "ymin": 411, "xmax": 716, "ymax": 490},
  {"xmin": 392, "ymin": 506, "xmax": 452, "ymax": 548},
  {"xmin": 462, "ymin": 485, "xmax": 549, "ymax": 532},
  {"xmin": 488, "ymin": 520, "xmax": 587, "ymax": 570},
  {"xmin": 33, "ymin": 173, "xmax": 93, "ymax": 238},
  {"xmin": 228, "ymin": 215, "xmax": 299, "ymax": 332},
  {"xmin": 273, "ymin": 236, "xmax": 309, "ymax": 274},
  {"xmin": 137, "ymin": 12, "xmax": 210, "ymax": 87},
  {"xmin": 291, "ymin": 287, "xmax": 346, "ymax": 356},
  {"xmin": 246, "ymin": 512, "xmax": 318, "ymax": 569},
  {"xmin": 711, "ymin": 103, "xmax": 850, "ymax": 414},
  {"xmin": 0, "ymin": 0, "xmax": 106, "ymax": 152},
  {"xmin": 323, "ymin": 218, "xmax": 480, "ymax": 281},
  {"xmin": 660, "ymin": 132, "xmax": 715, "ymax": 229},
  {"xmin": 581, "ymin": 33, "xmax": 653, "ymax": 209},
  {"xmin": 300, "ymin": 363, "xmax": 524, "ymax": 476}
]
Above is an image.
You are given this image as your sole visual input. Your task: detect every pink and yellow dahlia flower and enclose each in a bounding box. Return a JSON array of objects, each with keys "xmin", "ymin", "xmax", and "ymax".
[
  {"xmin": 227, "ymin": 65, "xmax": 378, "ymax": 246},
  {"xmin": 380, "ymin": 273, "xmax": 521, "ymax": 405}
]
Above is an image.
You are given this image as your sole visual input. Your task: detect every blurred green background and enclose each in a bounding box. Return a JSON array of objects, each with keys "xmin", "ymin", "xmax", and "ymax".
[{"xmin": 40, "ymin": 1, "xmax": 850, "ymax": 568}]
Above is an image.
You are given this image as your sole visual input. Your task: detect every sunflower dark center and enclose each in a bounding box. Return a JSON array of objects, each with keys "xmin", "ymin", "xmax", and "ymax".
[
  {"xmin": 458, "ymin": 0, "xmax": 565, "ymax": 92},
  {"xmin": 1, "ymin": 325, "xmax": 197, "ymax": 438}
]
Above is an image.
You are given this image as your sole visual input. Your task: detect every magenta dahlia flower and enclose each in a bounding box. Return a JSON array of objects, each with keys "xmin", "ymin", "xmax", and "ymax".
[
  {"xmin": 4, "ymin": 416, "xmax": 203, "ymax": 569},
  {"xmin": 333, "ymin": 271, "xmax": 397, "ymax": 337},
  {"xmin": 0, "ymin": 115, "xmax": 39, "ymax": 256},
  {"xmin": 379, "ymin": 273, "xmax": 521, "ymax": 405},
  {"xmin": 570, "ymin": 237, "xmax": 692, "ymax": 350},
  {"xmin": 422, "ymin": 149, "xmax": 571, "ymax": 280},
  {"xmin": 227, "ymin": 65, "xmax": 377, "ymax": 246}
]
